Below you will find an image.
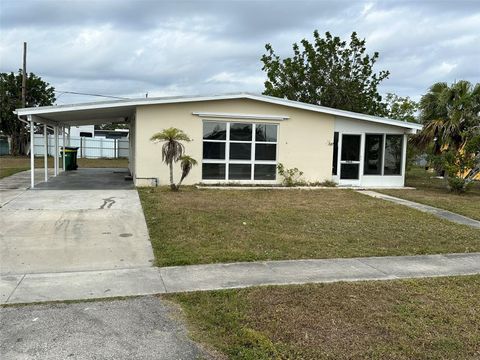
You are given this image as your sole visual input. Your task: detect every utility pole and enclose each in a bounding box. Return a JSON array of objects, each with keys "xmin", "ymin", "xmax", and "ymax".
[{"xmin": 22, "ymin": 42, "xmax": 27, "ymax": 108}]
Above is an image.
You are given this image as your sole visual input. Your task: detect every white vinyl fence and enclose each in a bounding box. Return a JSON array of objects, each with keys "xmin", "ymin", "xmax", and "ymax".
[{"xmin": 33, "ymin": 135, "xmax": 129, "ymax": 159}]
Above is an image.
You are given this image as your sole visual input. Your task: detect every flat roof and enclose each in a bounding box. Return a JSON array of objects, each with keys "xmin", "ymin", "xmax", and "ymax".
[{"xmin": 15, "ymin": 92, "xmax": 423, "ymax": 130}]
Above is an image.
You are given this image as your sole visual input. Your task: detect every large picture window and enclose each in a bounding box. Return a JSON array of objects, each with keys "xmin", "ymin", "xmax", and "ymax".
[{"xmin": 202, "ymin": 121, "xmax": 278, "ymax": 181}]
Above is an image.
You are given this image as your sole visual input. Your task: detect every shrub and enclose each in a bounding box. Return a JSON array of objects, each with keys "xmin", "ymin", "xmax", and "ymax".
[
  {"xmin": 277, "ymin": 163, "xmax": 304, "ymax": 187},
  {"xmin": 447, "ymin": 176, "xmax": 470, "ymax": 194}
]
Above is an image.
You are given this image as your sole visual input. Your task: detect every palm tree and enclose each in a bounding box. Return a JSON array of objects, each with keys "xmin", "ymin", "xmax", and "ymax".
[
  {"xmin": 413, "ymin": 81, "xmax": 480, "ymax": 186},
  {"xmin": 150, "ymin": 127, "xmax": 193, "ymax": 190},
  {"xmin": 415, "ymin": 81, "xmax": 480, "ymax": 152},
  {"xmin": 178, "ymin": 155, "xmax": 198, "ymax": 187}
]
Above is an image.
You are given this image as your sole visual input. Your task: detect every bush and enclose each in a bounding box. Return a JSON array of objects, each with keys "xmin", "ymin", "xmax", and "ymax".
[
  {"xmin": 277, "ymin": 163, "xmax": 304, "ymax": 187},
  {"xmin": 447, "ymin": 176, "xmax": 471, "ymax": 194}
]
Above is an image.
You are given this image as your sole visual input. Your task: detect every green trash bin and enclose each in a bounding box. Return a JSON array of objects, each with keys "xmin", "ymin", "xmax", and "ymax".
[{"xmin": 61, "ymin": 147, "xmax": 79, "ymax": 170}]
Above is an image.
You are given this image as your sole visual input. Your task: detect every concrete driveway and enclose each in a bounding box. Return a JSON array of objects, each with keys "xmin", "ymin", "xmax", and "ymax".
[{"xmin": 0, "ymin": 169, "xmax": 154, "ymax": 275}]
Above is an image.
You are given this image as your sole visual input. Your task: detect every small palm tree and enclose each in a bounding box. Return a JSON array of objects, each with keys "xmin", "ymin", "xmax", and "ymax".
[
  {"xmin": 178, "ymin": 155, "xmax": 198, "ymax": 187},
  {"xmin": 150, "ymin": 127, "xmax": 196, "ymax": 190}
]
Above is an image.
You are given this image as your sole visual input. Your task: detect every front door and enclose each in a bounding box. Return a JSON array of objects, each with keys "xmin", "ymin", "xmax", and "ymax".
[{"xmin": 339, "ymin": 134, "xmax": 361, "ymax": 186}]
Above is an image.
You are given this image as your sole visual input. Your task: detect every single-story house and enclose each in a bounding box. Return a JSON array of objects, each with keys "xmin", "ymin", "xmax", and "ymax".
[{"xmin": 15, "ymin": 92, "xmax": 422, "ymax": 188}]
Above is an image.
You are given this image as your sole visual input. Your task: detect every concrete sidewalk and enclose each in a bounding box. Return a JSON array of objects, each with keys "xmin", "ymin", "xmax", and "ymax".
[
  {"xmin": 2, "ymin": 253, "xmax": 479, "ymax": 305},
  {"xmin": 358, "ymin": 190, "xmax": 480, "ymax": 229}
]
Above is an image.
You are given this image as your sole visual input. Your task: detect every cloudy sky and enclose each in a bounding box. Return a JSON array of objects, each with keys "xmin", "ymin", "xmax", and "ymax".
[{"xmin": 1, "ymin": 0, "xmax": 479, "ymax": 104}]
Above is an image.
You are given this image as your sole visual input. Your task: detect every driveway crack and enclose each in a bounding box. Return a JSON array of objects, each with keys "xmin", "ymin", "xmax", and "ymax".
[{"xmin": 5, "ymin": 273, "xmax": 26, "ymax": 304}]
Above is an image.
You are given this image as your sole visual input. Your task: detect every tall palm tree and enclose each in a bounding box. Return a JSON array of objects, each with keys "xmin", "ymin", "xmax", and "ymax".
[
  {"xmin": 414, "ymin": 81, "xmax": 480, "ymax": 181},
  {"xmin": 150, "ymin": 127, "xmax": 192, "ymax": 190},
  {"xmin": 415, "ymin": 81, "xmax": 480, "ymax": 152}
]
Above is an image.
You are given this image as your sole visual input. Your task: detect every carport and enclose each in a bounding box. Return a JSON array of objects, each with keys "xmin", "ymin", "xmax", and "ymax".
[{"xmin": 15, "ymin": 100, "xmax": 136, "ymax": 188}]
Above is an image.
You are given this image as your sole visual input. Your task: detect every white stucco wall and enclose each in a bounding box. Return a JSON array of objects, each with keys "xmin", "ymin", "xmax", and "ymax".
[
  {"xmin": 334, "ymin": 117, "xmax": 409, "ymax": 187},
  {"xmin": 134, "ymin": 98, "xmax": 335, "ymax": 186}
]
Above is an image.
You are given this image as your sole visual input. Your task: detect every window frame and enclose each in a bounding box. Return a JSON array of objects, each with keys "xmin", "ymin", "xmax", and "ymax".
[
  {"xmin": 202, "ymin": 121, "xmax": 278, "ymax": 182},
  {"xmin": 363, "ymin": 133, "xmax": 384, "ymax": 176},
  {"xmin": 360, "ymin": 133, "xmax": 404, "ymax": 177},
  {"xmin": 383, "ymin": 134, "xmax": 404, "ymax": 176}
]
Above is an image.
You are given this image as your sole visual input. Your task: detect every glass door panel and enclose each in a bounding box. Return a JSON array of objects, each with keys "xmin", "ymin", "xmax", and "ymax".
[{"xmin": 340, "ymin": 134, "xmax": 361, "ymax": 181}]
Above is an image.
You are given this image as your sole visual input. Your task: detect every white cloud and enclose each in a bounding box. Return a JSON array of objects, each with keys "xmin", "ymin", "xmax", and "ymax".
[{"xmin": 0, "ymin": 0, "xmax": 478, "ymax": 105}]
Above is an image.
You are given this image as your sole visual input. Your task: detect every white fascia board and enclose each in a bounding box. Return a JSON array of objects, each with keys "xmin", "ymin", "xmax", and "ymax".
[
  {"xmin": 192, "ymin": 112, "xmax": 289, "ymax": 121},
  {"xmin": 242, "ymin": 93, "xmax": 423, "ymax": 131},
  {"xmin": 15, "ymin": 92, "xmax": 423, "ymax": 131},
  {"xmin": 28, "ymin": 115, "xmax": 63, "ymax": 127},
  {"xmin": 14, "ymin": 93, "xmax": 247, "ymax": 116}
]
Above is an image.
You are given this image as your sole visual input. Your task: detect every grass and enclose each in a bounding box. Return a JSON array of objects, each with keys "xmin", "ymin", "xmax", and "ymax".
[
  {"xmin": 379, "ymin": 167, "xmax": 480, "ymax": 221},
  {"xmin": 138, "ymin": 187, "xmax": 480, "ymax": 267},
  {"xmin": 166, "ymin": 275, "xmax": 480, "ymax": 359},
  {"xmin": 0, "ymin": 156, "xmax": 128, "ymax": 179}
]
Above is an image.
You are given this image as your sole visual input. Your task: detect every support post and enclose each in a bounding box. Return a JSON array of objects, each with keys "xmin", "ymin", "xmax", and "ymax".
[
  {"xmin": 54, "ymin": 125, "xmax": 58, "ymax": 176},
  {"xmin": 29, "ymin": 115, "xmax": 35, "ymax": 188},
  {"xmin": 62, "ymin": 125, "xmax": 66, "ymax": 171},
  {"xmin": 402, "ymin": 134, "xmax": 408, "ymax": 184},
  {"xmin": 68, "ymin": 126, "xmax": 71, "ymax": 146},
  {"xmin": 44, "ymin": 124, "xmax": 48, "ymax": 182}
]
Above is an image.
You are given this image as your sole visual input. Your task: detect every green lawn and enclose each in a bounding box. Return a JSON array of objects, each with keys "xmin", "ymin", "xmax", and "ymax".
[
  {"xmin": 167, "ymin": 275, "xmax": 480, "ymax": 359},
  {"xmin": 379, "ymin": 167, "xmax": 480, "ymax": 221},
  {"xmin": 0, "ymin": 156, "xmax": 128, "ymax": 179},
  {"xmin": 138, "ymin": 187, "xmax": 480, "ymax": 267}
]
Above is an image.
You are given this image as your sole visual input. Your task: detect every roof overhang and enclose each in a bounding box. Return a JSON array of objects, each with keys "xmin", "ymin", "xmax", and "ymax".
[{"xmin": 15, "ymin": 92, "xmax": 423, "ymax": 131}]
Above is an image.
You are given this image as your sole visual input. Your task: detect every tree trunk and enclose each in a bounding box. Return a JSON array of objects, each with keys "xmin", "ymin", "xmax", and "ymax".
[
  {"xmin": 176, "ymin": 177, "xmax": 184, "ymax": 189},
  {"xmin": 169, "ymin": 161, "xmax": 177, "ymax": 191},
  {"xmin": 11, "ymin": 133, "xmax": 26, "ymax": 156}
]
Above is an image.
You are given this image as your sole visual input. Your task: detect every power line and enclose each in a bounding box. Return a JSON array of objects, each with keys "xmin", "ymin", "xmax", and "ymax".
[{"xmin": 54, "ymin": 90, "xmax": 129, "ymax": 100}]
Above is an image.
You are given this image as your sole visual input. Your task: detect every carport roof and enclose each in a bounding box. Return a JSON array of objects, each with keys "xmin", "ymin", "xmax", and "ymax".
[{"xmin": 15, "ymin": 92, "xmax": 423, "ymax": 130}]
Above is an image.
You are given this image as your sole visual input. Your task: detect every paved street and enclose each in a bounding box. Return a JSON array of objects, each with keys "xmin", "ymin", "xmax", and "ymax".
[{"xmin": 0, "ymin": 296, "xmax": 210, "ymax": 360}]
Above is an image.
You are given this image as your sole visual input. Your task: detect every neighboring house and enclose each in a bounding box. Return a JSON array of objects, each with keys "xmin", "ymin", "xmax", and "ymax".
[
  {"xmin": 69, "ymin": 125, "xmax": 95, "ymax": 138},
  {"xmin": 15, "ymin": 93, "xmax": 422, "ymax": 187}
]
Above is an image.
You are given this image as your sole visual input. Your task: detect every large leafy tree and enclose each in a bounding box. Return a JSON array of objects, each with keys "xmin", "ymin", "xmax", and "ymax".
[
  {"xmin": 385, "ymin": 93, "xmax": 418, "ymax": 123},
  {"xmin": 0, "ymin": 70, "xmax": 55, "ymax": 155},
  {"xmin": 261, "ymin": 31, "xmax": 390, "ymax": 116}
]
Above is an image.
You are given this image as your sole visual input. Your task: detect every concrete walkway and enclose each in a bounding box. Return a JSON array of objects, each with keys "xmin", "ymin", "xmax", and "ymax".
[
  {"xmin": 358, "ymin": 190, "xmax": 480, "ymax": 229},
  {"xmin": 2, "ymin": 253, "xmax": 479, "ymax": 305}
]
